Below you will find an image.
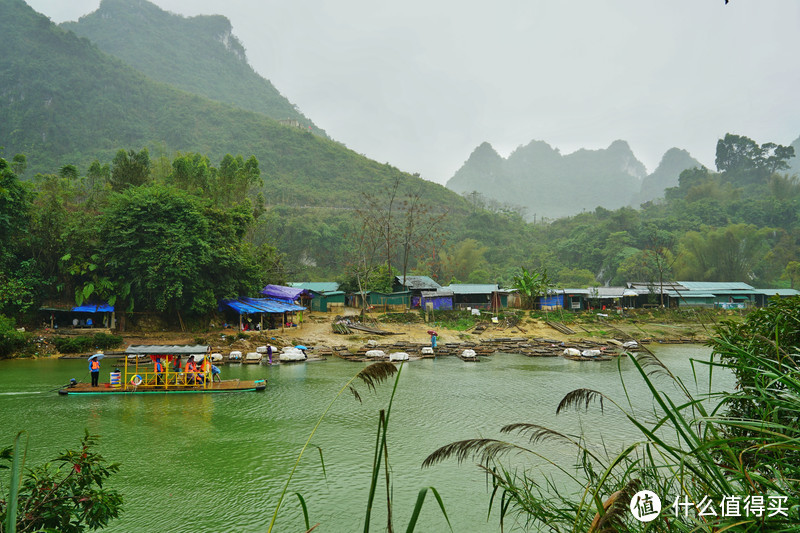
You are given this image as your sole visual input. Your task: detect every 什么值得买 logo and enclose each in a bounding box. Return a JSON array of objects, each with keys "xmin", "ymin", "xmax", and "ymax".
[{"xmin": 630, "ymin": 490, "xmax": 661, "ymax": 522}]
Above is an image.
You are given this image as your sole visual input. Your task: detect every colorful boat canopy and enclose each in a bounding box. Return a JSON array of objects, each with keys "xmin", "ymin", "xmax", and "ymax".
[{"xmin": 125, "ymin": 345, "xmax": 210, "ymax": 355}]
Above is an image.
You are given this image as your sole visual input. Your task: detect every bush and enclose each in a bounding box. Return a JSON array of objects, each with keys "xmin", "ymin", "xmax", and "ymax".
[
  {"xmin": 0, "ymin": 314, "xmax": 29, "ymax": 358},
  {"xmin": 0, "ymin": 430, "xmax": 123, "ymax": 532},
  {"xmin": 52, "ymin": 333, "xmax": 123, "ymax": 354}
]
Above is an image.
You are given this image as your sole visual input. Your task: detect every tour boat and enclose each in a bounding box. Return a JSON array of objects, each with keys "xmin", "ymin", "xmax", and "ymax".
[{"xmin": 58, "ymin": 345, "xmax": 266, "ymax": 395}]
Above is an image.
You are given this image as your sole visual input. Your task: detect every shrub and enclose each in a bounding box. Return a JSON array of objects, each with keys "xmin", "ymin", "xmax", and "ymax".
[
  {"xmin": 0, "ymin": 431, "xmax": 123, "ymax": 532},
  {"xmin": 0, "ymin": 314, "xmax": 30, "ymax": 358},
  {"xmin": 52, "ymin": 333, "xmax": 123, "ymax": 354}
]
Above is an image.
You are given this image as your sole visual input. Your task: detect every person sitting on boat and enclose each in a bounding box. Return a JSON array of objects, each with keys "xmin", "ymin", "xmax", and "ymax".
[{"xmin": 185, "ymin": 356, "xmax": 198, "ymax": 384}]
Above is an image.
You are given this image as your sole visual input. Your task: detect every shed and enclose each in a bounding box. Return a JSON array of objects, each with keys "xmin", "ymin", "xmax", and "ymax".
[
  {"xmin": 290, "ymin": 282, "xmax": 346, "ymax": 312},
  {"xmin": 394, "ymin": 276, "xmax": 442, "ymax": 307},
  {"xmin": 752, "ymin": 289, "xmax": 800, "ymax": 307},
  {"xmin": 420, "ymin": 289, "xmax": 454, "ymax": 311},
  {"xmin": 260, "ymin": 284, "xmax": 313, "ymax": 308},
  {"xmin": 218, "ymin": 297, "xmax": 306, "ymax": 331},
  {"xmin": 444, "ymin": 284, "xmax": 507, "ymax": 310}
]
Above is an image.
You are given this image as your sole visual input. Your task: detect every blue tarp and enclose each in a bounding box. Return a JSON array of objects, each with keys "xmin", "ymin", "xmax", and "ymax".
[
  {"xmin": 71, "ymin": 302, "xmax": 114, "ymax": 313},
  {"xmin": 219, "ymin": 297, "xmax": 306, "ymax": 314},
  {"xmin": 260, "ymin": 284, "xmax": 313, "ymax": 303},
  {"xmin": 539, "ymin": 295, "xmax": 564, "ymax": 308}
]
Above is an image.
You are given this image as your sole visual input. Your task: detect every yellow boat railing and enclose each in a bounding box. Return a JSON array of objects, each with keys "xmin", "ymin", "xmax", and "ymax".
[{"xmin": 123, "ymin": 362, "xmax": 210, "ymax": 389}]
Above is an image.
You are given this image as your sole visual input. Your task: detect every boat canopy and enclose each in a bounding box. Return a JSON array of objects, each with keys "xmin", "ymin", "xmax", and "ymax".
[{"xmin": 125, "ymin": 345, "xmax": 210, "ymax": 355}]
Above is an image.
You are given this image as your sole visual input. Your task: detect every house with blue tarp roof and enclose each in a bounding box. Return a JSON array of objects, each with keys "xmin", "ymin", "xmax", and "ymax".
[
  {"xmin": 289, "ymin": 282, "xmax": 345, "ymax": 312},
  {"xmin": 218, "ymin": 296, "xmax": 306, "ymax": 331}
]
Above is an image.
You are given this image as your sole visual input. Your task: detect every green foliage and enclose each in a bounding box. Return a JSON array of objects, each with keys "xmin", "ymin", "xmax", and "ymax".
[
  {"xmin": 0, "ymin": 430, "xmax": 123, "ymax": 533},
  {"xmin": 0, "ymin": 315, "xmax": 29, "ymax": 358},
  {"xmin": 110, "ymin": 148, "xmax": 150, "ymax": 191},
  {"xmin": 51, "ymin": 333, "xmax": 123, "ymax": 354},
  {"xmin": 511, "ymin": 267, "xmax": 551, "ymax": 309},
  {"xmin": 710, "ymin": 296, "xmax": 800, "ymax": 461}
]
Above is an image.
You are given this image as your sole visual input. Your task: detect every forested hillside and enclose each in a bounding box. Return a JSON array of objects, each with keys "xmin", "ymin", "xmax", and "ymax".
[
  {"xmin": 2, "ymin": 0, "xmax": 799, "ymax": 328},
  {"xmin": 62, "ymin": 0, "xmax": 324, "ymax": 136}
]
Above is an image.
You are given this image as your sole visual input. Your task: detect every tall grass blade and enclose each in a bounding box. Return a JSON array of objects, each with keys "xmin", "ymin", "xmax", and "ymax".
[
  {"xmin": 268, "ymin": 362, "xmax": 397, "ymax": 532},
  {"xmin": 405, "ymin": 487, "xmax": 452, "ymax": 533},
  {"xmin": 4, "ymin": 431, "xmax": 27, "ymax": 533},
  {"xmin": 293, "ymin": 492, "xmax": 311, "ymax": 531}
]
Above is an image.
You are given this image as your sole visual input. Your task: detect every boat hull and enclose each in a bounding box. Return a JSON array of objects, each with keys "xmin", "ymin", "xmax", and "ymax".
[{"xmin": 58, "ymin": 379, "xmax": 266, "ymax": 395}]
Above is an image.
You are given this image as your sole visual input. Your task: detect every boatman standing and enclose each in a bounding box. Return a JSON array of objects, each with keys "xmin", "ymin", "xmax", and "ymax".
[{"xmin": 90, "ymin": 357, "xmax": 100, "ymax": 387}]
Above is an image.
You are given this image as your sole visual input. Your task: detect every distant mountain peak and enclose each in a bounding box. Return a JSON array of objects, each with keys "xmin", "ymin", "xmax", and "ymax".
[
  {"xmin": 447, "ymin": 138, "xmax": 647, "ymax": 219},
  {"xmin": 63, "ymin": 0, "xmax": 324, "ymax": 135}
]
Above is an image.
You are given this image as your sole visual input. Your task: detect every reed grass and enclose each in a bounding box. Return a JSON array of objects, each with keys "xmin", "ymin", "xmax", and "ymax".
[
  {"xmin": 268, "ymin": 361, "xmax": 451, "ymax": 532},
  {"xmin": 424, "ymin": 297, "xmax": 800, "ymax": 531}
]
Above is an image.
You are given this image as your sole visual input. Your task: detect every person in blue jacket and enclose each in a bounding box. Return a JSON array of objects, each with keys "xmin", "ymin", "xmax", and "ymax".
[{"xmin": 89, "ymin": 357, "xmax": 100, "ymax": 387}]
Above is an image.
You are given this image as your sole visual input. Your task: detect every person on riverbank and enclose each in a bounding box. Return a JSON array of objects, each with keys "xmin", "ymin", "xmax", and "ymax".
[{"xmin": 89, "ymin": 357, "xmax": 100, "ymax": 387}]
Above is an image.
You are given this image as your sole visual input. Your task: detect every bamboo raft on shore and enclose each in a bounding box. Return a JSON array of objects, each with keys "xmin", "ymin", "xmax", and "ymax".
[{"xmin": 326, "ymin": 336, "xmax": 649, "ymax": 361}]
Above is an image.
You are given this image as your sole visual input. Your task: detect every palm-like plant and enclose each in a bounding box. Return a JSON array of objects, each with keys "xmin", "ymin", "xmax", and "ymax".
[{"xmin": 511, "ymin": 267, "xmax": 551, "ymax": 310}]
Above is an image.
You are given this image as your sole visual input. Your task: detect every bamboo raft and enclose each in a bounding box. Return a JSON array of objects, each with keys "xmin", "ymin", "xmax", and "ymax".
[{"xmin": 328, "ymin": 336, "xmax": 640, "ymax": 361}]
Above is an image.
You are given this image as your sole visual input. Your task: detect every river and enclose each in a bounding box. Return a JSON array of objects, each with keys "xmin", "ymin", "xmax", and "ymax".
[{"xmin": 0, "ymin": 345, "xmax": 731, "ymax": 532}]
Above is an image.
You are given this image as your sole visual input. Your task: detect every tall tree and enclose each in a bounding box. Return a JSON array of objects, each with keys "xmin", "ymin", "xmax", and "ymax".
[{"xmin": 109, "ymin": 148, "xmax": 151, "ymax": 191}]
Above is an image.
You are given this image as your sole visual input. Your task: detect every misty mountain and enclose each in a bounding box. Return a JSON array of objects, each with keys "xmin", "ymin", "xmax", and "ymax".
[
  {"xmin": 789, "ymin": 135, "xmax": 800, "ymax": 177},
  {"xmin": 447, "ymin": 139, "xmax": 647, "ymax": 219},
  {"xmin": 636, "ymin": 148, "xmax": 703, "ymax": 204},
  {"xmin": 61, "ymin": 0, "xmax": 323, "ymax": 136}
]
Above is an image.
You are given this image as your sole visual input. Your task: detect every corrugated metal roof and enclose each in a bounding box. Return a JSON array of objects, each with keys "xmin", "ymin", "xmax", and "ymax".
[
  {"xmin": 677, "ymin": 281, "xmax": 755, "ymax": 291},
  {"xmin": 396, "ymin": 276, "xmax": 441, "ymax": 290},
  {"xmin": 755, "ymin": 289, "xmax": 800, "ymax": 297},
  {"xmin": 421, "ymin": 290, "xmax": 454, "ymax": 297},
  {"xmin": 444, "ymin": 284, "xmax": 499, "ymax": 295},
  {"xmin": 290, "ymin": 282, "xmax": 340, "ymax": 293},
  {"xmin": 670, "ymin": 292, "xmax": 717, "ymax": 298}
]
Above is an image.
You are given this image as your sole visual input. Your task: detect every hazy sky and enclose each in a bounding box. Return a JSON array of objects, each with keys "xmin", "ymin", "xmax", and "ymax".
[{"xmin": 26, "ymin": 0, "xmax": 800, "ymax": 183}]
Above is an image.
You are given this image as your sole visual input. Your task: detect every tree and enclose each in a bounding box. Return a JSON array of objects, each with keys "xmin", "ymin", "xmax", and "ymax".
[
  {"xmin": 109, "ymin": 148, "xmax": 151, "ymax": 191},
  {"xmin": 675, "ymin": 224, "xmax": 770, "ymax": 281},
  {"xmin": 98, "ymin": 185, "xmax": 265, "ymax": 318},
  {"xmin": 439, "ymin": 239, "xmax": 489, "ymax": 283},
  {"xmin": 783, "ymin": 261, "xmax": 800, "ymax": 289},
  {"xmin": 511, "ymin": 266, "xmax": 551, "ymax": 309},
  {"xmin": 0, "ymin": 431, "xmax": 123, "ymax": 532},
  {"xmin": 715, "ymin": 133, "xmax": 795, "ymax": 184}
]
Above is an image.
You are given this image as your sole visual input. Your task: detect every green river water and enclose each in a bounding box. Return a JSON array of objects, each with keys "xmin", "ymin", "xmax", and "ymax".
[{"xmin": 0, "ymin": 345, "xmax": 732, "ymax": 532}]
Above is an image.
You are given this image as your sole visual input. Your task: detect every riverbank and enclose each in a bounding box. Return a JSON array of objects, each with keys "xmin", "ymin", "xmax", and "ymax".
[{"xmin": 14, "ymin": 307, "xmax": 725, "ymax": 360}]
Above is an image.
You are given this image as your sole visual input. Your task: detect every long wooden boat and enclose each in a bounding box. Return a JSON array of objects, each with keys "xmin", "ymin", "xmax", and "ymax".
[
  {"xmin": 59, "ymin": 379, "xmax": 266, "ymax": 395},
  {"xmin": 59, "ymin": 344, "xmax": 266, "ymax": 395}
]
